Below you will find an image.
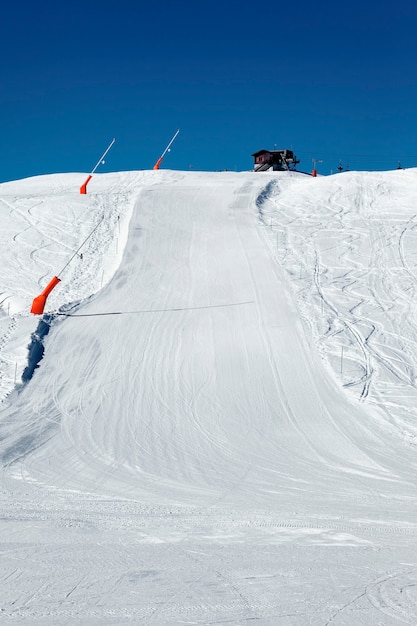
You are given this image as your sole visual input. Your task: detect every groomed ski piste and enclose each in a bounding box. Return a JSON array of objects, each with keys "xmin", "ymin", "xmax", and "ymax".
[{"xmin": 1, "ymin": 167, "xmax": 417, "ymax": 624}]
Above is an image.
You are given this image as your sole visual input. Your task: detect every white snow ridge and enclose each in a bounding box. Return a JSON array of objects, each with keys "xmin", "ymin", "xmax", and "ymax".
[{"xmin": 1, "ymin": 167, "xmax": 417, "ymax": 624}]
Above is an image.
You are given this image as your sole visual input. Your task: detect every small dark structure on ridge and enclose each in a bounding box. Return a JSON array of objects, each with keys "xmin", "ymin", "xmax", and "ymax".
[{"xmin": 252, "ymin": 149, "xmax": 299, "ymax": 172}]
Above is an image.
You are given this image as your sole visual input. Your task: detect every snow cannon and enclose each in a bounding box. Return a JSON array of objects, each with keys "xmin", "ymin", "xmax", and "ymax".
[
  {"xmin": 30, "ymin": 276, "xmax": 61, "ymax": 315},
  {"xmin": 79, "ymin": 138, "xmax": 116, "ymax": 194},
  {"xmin": 153, "ymin": 129, "xmax": 180, "ymax": 170}
]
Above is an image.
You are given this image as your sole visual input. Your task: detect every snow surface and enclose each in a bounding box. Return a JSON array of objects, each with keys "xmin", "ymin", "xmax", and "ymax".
[{"xmin": 1, "ymin": 168, "xmax": 417, "ymax": 624}]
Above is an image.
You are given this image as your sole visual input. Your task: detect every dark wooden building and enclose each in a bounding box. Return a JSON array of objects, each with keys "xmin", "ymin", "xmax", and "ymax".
[{"xmin": 252, "ymin": 149, "xmax": 299, "ymax": 172}]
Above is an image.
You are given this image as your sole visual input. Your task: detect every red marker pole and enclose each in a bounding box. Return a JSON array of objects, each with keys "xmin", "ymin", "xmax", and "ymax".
[
  {"xmin": 153, "ymin": 129, "xmax": 180, "ymax": 170},
  {"xmin": 312, "ymin": 158, "xmax": 322, "ymax": 177},
  {"xmin": 80, "ymin": 138, "xmax": 116, "ymax": 194}
]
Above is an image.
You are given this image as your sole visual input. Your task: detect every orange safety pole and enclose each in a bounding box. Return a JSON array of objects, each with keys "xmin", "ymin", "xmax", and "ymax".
[
  {"xmin": 153, "ymin": 129, "xmax": 180, "ymax": 170},
  {"xmin": 30, "ymin": 276, "xmax": 61, "ymax": 315},
  {"xmin": 80, "ymin": 174, "xmax": 92, "ymax": 194},
  {"xmin": 311, "ymin": 158, "xmax": 322, "ymax": 177},
  {"xmin": 30, "ymin": 216, "xmax": 105, "ymax": 315},
  {"xmin": 80, "ymin": 138, "xmax": 115, "ymax": 194}
]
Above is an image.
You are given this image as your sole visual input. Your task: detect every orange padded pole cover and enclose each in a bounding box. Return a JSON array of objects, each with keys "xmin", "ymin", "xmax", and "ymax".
[
  {"xmin": 80, "ymin": 174, "xmax": 93, "ymax": 194},
  {"xmin": 30, "ymin": 276, "xmax": 61, "ymax": 314},
  {"xmin": 153, "ymin": 157, "xmax": 163, "ymax": 170}
]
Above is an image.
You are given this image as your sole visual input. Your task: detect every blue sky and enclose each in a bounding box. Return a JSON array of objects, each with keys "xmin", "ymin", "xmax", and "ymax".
[{"xmin": 1, "ymin": 0, "xmax": 417, "ymax": 182}]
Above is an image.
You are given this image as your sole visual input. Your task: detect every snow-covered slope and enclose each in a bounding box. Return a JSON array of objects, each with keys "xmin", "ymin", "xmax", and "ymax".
[{"xmin": 1, "ymin": 168, "xmax": 417, "ymax": 624}]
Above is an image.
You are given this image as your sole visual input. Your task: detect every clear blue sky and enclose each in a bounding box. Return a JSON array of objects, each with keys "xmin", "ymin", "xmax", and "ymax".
[{"xmin": 1, "ymin": 0, "xmax": 417, "ymax": 182}]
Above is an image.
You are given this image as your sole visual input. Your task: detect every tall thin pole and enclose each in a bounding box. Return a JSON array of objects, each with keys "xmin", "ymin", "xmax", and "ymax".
[
  {"xmin": 153, "ymin": 129, "xmax": 180, "ymax": 169},
  {"xmin": 160, "ymin": 129, "xmax": 180, "ymax": 160},
  {"xmin": 58, "ymin": 216, "xmax": 104, "ymax": 277},
  {"xmin": 91, "ymin": 138, "xmax": 116, "ymax": 175}
]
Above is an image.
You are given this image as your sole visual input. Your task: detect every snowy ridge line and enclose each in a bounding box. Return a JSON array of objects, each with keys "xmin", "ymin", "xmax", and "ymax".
[{"xmin": 54, "ymin": 300, "xmax": 256, "ymax": 317}]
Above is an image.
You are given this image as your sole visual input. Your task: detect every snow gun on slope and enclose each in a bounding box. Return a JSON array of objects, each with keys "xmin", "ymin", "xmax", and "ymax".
[
  {"xmin": 153, "ymin": 129, "xmax": 180, "ymax": 170},
  {"xmin": 80, "ymin": 138, "xmax": 116, "ymax": 194},
  {"xmin": 30, "ymin": 216, "xmax": 105, "ymax": 315}
]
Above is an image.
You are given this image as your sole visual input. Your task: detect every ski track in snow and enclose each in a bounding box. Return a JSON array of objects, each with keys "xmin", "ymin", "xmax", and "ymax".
[{"xmin": 1, "ymin": 169, "xmax": 417, "ymax": 623}]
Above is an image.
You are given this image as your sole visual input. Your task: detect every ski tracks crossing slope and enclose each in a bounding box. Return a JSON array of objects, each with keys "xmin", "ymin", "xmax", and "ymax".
[{"xmin": 2, "ymin": 170, "xmax": 417, "ymax": 624}]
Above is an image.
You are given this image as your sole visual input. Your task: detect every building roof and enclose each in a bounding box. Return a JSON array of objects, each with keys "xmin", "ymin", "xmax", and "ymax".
[{"xmin": 251, "ymin": 149, "xmax": 292, "ymax": 157}]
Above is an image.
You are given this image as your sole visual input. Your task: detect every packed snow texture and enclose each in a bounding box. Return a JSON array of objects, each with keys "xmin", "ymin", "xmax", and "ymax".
[{"xmin": 1, "ymin": 168, "xmax": 417, "ymax": 624}]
